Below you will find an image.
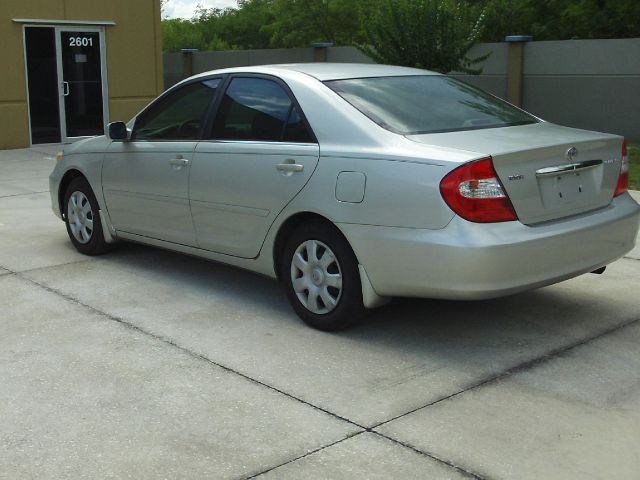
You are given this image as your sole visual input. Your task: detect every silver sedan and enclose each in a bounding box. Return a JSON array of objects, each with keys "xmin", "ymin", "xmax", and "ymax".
[{"xmin": 50, "ymin": 64, "xmax": 640, "ymax": 330}]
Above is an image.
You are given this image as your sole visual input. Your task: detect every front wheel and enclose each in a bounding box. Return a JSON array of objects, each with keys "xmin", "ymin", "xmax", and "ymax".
[
  {"xmin": 281, "ymin": 221, "xmax": 366, "ymax": 331},
  {"xmin": 63, "ymin": 177, "xmax": 112, "ymax": 256}
]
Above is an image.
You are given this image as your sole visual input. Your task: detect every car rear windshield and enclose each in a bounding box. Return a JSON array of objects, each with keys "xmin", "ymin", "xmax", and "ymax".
[{"xmin": 325, "ymin": 75, "xmax": 538, "ymax": 135}]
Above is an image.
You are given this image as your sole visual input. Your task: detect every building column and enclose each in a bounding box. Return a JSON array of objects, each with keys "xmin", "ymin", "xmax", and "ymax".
[
  {"xmin": 181, "ymin": 48, "xmax": 198, "ymax": 78},
  {"xmin": 311, "ymin": 42, "xmax": 333, "ymax": 62},
  {"xmin": 505, "ymin": 35, "xmax": 532, "ymax": 107}
]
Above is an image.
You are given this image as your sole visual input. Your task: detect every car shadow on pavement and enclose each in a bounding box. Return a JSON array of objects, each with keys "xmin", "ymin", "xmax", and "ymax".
[{"xmin": 102, "ymin": 241, "xmax": 621, "ymax": 351}]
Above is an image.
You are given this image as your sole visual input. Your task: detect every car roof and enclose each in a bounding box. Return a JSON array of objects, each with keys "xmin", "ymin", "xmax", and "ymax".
[
  {"xmin": 272, "ymin": 63, "xmax": 440, "ymax": 81},
  {"xmin": 193, "ymin": 63, "xmax": 441, "ymax": 82}
]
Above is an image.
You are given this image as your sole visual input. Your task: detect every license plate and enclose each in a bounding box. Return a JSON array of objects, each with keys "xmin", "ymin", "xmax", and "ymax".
[{"xmin": 538, "ymin": 169, "xmax": 599, "ymax": 208}]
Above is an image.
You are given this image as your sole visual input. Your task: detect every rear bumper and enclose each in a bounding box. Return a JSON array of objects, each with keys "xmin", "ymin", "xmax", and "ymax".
[{"xmin": 340, "ymin": 193, "xmax": 640, "ymax": 300}]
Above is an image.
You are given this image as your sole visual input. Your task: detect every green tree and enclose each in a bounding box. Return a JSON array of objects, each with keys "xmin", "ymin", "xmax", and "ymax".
[
  {"xmin": 475, "ymin": 0, "xmax": 535, "ymax": 42},
  {"xmin": 196, "ymin": 0, "xmax": 275, "ymax": 50},
  {"xmin": 266, "ymin": 0, "xmax": 365, "ymax": 47},
  {"xmin": 162, "ymin": 18, "xmax": 208, "ymax": 52},
  {"xmin": 359, "ymin": 0, "xmax": 489, "ymax": 73},
  {"xmin": 480, "ymin": 0, "xmax": 640, "ymax": 42},
  {"xmin": 159, "ymin": 0, "xmax": 640, "ymax": 53}
]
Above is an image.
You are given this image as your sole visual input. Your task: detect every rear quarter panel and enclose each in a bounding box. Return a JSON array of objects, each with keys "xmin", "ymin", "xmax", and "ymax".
[{"xmin": 280, "ymin": 154, "xmax": 455, "ymax": 230}]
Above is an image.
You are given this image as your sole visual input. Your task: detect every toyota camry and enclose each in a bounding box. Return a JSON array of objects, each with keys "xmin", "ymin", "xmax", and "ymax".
[{"xmin": 50, "ymin": 63, "xmax": 640, "ymax": 330}]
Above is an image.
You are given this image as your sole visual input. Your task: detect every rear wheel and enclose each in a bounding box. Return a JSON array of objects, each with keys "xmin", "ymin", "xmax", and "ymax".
[
  {"xmin": 63, "ymin": 177, "xmax": 111, "ymax": 256},
  {"xmin": 281, "ymin": 221, "xmax": 365, "ymax": 331}
]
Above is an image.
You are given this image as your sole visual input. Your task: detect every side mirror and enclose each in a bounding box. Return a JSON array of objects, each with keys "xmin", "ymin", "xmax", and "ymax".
[{"xmin": 107, "ymin": 121, "xmax": 129, "ymax": 141}]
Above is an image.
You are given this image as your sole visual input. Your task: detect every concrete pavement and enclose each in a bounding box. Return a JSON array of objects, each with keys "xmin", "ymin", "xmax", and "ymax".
[{"xmin": 1, "ymin": 146, "xmax": 639, "ymax": 479}]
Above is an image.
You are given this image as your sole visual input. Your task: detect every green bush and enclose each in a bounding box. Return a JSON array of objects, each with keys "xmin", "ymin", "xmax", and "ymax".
[{"xmin": 357, "ymin": 0, "xmax": 489, "ymax": 73}]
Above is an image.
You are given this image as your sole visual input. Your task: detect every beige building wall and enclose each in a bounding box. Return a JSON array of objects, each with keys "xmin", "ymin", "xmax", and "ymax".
[{"xmin": 0, "ymin": 0, "xmax": 163, "ymax": 149}]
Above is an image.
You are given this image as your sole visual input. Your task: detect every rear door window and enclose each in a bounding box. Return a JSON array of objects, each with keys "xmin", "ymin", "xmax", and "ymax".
[{"xmin": 209, "ymin": 77, "xmax": 314, "ymax": 143}]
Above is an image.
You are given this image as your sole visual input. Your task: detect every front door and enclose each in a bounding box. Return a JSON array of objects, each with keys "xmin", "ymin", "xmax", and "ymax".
[
  {"xmin": 23, "ymin": 25, "xmax": 108, "ymax": 145},
  {"xmin": 56, "ymin": 27, "xmax": 108, "ymax": 142},
  {"xmin": 102, "ymin": 79, "xmax": 222, "ymax": 246},
  {"xmin": 102, "ymin": 141, "xmax": 199, "ymax": 246}
]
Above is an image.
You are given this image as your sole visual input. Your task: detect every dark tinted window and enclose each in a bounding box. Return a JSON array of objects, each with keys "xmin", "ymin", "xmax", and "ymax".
[
  {"xmin": 326, "ymin": 76, "xmax": 538, "ymax": 135},
  {"xmin": 210, "ymin": 77, "xmax": 313, "ymax": 142},
  {"xmin": 25, "ymin": 27, "xmax": 61, "ymax": 144},
  {"xmin": 283, "ymin": 106, "xmax": 313, "ymax": 143},
  {"xmin": 133, "ymin": 79, "xmax": 220, "ymax": 140}
]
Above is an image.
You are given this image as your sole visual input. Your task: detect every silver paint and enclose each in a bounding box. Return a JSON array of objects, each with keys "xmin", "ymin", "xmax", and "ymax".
[{"xmin": 49, "ymin": 64, "xmax": 640, "ymax": 308}]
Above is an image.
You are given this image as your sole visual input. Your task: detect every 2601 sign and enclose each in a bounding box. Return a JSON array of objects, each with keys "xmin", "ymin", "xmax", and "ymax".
[{"xmin": 69, "ymin": 36, "xmax": 94, "ymax": 47}]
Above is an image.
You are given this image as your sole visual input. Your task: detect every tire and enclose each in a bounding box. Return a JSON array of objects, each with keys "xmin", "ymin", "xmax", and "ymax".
[
  {"xmin": 281, "ymin": 220, "xmax": 366, "ymax": 331},
  {"xmin": 63, "ymin": 177, "xmax": 112, "ymax": 256}
]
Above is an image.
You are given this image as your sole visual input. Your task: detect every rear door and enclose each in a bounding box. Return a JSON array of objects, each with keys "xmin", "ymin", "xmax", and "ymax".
[
  {"xmin": 191, "ymin": 76, "xmax": 319, "ymax": 258},
  {"xmin": 102, "ymin": 79, "xmax": 221, "ymax": 245}
]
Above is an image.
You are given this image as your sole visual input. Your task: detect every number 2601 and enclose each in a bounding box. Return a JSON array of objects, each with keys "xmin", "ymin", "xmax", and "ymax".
[{"xmin": 69, "ymin": 37, "xmax": 93, "ymax": 47}]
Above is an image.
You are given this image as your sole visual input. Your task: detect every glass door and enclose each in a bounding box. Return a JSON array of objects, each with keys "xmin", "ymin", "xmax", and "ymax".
[
  {"xmin": 55, "ymin": 27, "xmax": 108, "ymax": 142},
  {"xmin": 24, "ymin": 27, "xmax": 62, "ymax": 144}
]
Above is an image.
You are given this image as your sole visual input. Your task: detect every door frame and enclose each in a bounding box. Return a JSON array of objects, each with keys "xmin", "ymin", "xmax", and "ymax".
[
  {"xmin": 22, "ymin": 24, "xmax": 109, "ymax": 146},
  {"xmin": 55, "ymin": 25, "xmax": 109, "ymax": 143}
]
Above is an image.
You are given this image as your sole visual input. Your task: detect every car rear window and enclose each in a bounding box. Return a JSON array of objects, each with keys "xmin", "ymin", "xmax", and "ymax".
[{"xmin": 325, "ymin": 75, "xmax": 538, "ymax": 135}]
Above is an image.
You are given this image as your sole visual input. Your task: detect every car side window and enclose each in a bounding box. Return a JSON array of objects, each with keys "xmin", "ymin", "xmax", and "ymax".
[
  {"xmin": 283, "ymin": 105, "xmax": 314, "ymax": 143},
  {"xmin": 209, "ymin": 77, "xmax": 314, "ymax": 143},
  {"xmin": 132, "ymin": 79, "xmax": 221, "ymax": 141}
]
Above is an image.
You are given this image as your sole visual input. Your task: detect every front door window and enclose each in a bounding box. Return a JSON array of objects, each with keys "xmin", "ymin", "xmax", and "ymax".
[{"xmin": 132, "ymin": 79, "xmax": 221, "ymax": 141}]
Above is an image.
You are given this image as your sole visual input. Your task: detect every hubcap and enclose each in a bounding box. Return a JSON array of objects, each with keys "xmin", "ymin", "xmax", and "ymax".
[
  {"xmin": 67, "ymin": 191, "xmax": 94, "ymax": 244},
  {"xmin": 290, "ymin": 239, "xmax": 343, "ymax": 314}
]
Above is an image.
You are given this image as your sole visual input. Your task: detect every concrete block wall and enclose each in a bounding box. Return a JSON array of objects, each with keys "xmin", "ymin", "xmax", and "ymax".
[
  {"xmin": 448, "ymin": 39, "xmax": 639, "ymax": 142},
  {"xmin": 164, "ymin": 39, "xmax": 640, "ymax": 142},
  {"xmin": 449, "ymin": 43, "xmax": 509, "ymax": 99},
  {"xmin": 521, "ymin": 39, "xmax": 640, "ymax": 142}
]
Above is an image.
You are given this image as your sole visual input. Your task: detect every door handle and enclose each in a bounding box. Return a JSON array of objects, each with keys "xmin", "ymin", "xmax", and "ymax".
[
  {"xmin": 276, "ymin": 162, "xmax": 304, "ymax": 173},
  {"xmin": 168, "ymin": 156, "xmax": 190, "ymax": 167},
  {"xmin": 62, "ymin": 81, "xmax": 70, "ymax": 97}
]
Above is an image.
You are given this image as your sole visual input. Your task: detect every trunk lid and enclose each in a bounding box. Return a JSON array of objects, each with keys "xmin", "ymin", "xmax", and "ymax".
[{"xmin": 407, "ymin": 123, "xmax": 623, "ymax": 224}]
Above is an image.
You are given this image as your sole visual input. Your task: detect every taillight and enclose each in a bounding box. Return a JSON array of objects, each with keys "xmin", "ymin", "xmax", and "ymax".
[
  {"xmin": 440, "ymin": 157, "xmax": 518, "ymax": 223},
  {"xmin": 614, "ymin": 139, "xmax": 629, "ymax": 197}
]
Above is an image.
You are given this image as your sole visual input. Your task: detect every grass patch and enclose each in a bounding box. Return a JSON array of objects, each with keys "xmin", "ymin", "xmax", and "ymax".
[{"xmin": 629, "ymin": 143, "xmax": 640, "ymax": 191}]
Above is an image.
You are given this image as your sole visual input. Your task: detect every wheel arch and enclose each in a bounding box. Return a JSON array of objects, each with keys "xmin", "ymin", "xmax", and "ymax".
[
  {"xmin": 58, "ymin": 169, "xmax": 88, "ymax": 220},
  {"xmin": 272, "ymin": 211, "xmax": 355, "ymax": 280},
  {"xmin": 272, "ymin": 210, "xmax": 390, "ymax": 313}
]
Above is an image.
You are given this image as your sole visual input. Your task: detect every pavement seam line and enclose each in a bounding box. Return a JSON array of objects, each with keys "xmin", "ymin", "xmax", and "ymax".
[
  {"xmin": 13, "ymin": 266, "xmax": 638, "ymax": 480},
  {"xmin": 15, "ymin": 272, "xmax": 367, "ymax": 432},
  {"xmin": 241, "ymin": 430, "xmax": 365, "ymax": 480},
  {"xmin": 16, "ymin": 258, "xmax": 96, "ymax": 276},
  {"xmin": 15, "ymin": 272, "xmax": 481, "ymax": 480},
  {"xmin": 370, "ymin": 314, "xmax": 640, "ymax": 431},
  {"xmin": 0, "ymin": 190, "xmax": 49, "ymax": 199},
  {"xmin": 369, "ymin": 431, "xmax": 489, "ymax": 480},
  {"xmin": 244, "ymin": 429, "xmax": 489, "ymax": 480},
  {"xmin": 0, "ymin": 259, "xmax": 96, "ymax": 277}
]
